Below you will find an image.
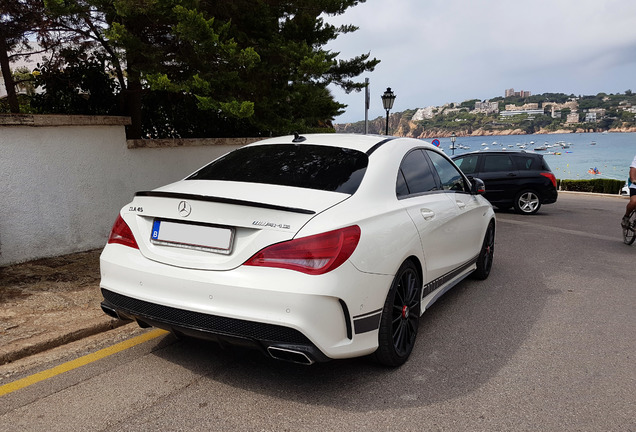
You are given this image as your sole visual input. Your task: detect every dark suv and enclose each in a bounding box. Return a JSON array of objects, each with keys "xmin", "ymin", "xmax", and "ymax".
[{"xmin": 452, "ymin": 150, "xmax": 558, "ymax": 214}]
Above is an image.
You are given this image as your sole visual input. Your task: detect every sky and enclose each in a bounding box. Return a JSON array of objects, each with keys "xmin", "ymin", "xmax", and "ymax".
[{"xmin": 324, "ymin": 0, "xmax": 636, "ymax": 124}]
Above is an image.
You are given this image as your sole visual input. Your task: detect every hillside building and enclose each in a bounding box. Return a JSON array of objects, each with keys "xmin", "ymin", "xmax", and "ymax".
[
  {"xmin": 585, "ymin": 112, "xmax": 597, "ymax": 122},
  {"xmin": 499, "ymin": 109, "xmax": 544, "ymax": 118},
  {"xmin": 505, "ymin": 103, "xmax": 539, "ymax": 111},
  {"xmin": 566, "ymin": 112, "xmax": 580, "ymax": 124},
  {"xmin": 474, "ymin": 100, "xmax": 499, "ymax": 114},
  {"xmin": 505, "ymin": 88, "xmax": 531, "ymax": 98}
]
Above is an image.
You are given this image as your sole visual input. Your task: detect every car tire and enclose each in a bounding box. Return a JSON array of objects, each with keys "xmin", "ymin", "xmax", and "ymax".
[
  {"xmin": 374, "ymin": 260, "xmax": 421, "ymax": 367},
  {"xmin": 472, "ymin": 221, "xmax": 495, "ymax": 280},
  {"xmin": 514, "ymin": 189, "xmax": 541, "ymax": 214}
]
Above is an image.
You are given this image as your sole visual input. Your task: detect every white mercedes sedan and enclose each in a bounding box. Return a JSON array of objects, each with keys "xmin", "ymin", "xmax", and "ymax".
[{"xmin": 100, "ymin": 133, "xmax": 495, "ymax": 366}]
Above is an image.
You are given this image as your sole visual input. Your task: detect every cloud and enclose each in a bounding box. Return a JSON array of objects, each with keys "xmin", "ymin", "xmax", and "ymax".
[{"xmin": 325, "ymin": 0, "xmax": 636, "ymax": 123}]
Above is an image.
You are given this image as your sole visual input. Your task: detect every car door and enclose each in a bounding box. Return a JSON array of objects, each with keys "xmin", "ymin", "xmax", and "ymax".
[
  {"xmin": 476, "ymin": 153, "xmax": 520, "ymax": 203},
  {"xmin": 396, "ymin": 149, "xmax": 463, "ymax": 283},
  {"xmin": 425, "ymin": 150, "xmax": 485, "ymax": 265}
]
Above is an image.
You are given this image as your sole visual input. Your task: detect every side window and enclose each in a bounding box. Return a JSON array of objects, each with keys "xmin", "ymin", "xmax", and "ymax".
[
  {"xmin": 511, "ymin": 155, "xmax": 536, "ymax": 171},
  {"xmin": 483, "ymin": 155, "xmax": 515, "ymax": 172},
  {"xmin": 426, "ymin": 150, "xmax": 469, "ymax": 192},
  {"xmin": 454, "ymin": 155, "xmax": 479, "ymax": 175},
  {"xmin": 396, "ymin": 170, "xmax": 409, "ymax": 197},
  {"xmin": 397, "ymin": 149, "xmax": 438, "ymax": 197}
]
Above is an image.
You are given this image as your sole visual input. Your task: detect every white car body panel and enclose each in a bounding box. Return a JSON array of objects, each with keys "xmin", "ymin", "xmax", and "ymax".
[{"xmin": 125, "ymin": 182, "xmax": 349, "ymax": 271}]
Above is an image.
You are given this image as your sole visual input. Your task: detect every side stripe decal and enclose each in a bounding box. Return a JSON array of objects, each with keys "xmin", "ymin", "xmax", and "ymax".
[{"xmin": 422, "ymin": 256, "xmax": 478, "ymax": 298}]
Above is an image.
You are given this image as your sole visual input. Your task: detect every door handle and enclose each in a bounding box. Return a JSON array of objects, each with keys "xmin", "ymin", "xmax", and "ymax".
[{"xmin": 420, "ymin": 209, "xmax": 435, "ymax": 220}]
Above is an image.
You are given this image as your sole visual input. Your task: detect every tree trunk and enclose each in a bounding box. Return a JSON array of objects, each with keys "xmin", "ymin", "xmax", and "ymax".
[
  {"xmin": 0, "ymin": 34, "xmax": 20, "ymax": 113},
  {"xmin": 125, "ymin": 67, "xmax": 143, "ymax": 139}
]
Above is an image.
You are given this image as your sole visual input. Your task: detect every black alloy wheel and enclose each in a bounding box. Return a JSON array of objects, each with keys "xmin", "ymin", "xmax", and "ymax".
[
  {"xmin": 472, "ymin": 221, "xmax": 495, "ymax": 280},
  {"xmin": 374, "ymin": 260, "xmax": 421, "ymax": 367}
]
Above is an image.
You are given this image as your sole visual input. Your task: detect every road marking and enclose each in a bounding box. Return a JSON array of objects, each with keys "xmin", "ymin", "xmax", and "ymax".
[{"xmin": 0, "ymin": 329, "xmax": 168, "ymax": 397}]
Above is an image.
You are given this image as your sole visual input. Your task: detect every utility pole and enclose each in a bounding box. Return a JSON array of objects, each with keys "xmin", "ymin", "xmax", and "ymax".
[{"xmin": 364, "ymin": 78, "xmax": 369, "ymax": 134}]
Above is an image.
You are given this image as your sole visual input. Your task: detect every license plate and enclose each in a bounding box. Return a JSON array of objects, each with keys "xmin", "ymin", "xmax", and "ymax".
[{"xmin": 150, "ymin": 220, "xmax": 234, "ymax": 254}]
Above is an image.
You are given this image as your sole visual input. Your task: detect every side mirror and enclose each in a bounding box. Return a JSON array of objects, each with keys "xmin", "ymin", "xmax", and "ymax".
[{"xmin": 471, "ymin": 178, "xmax": 486, "ymax": 195}]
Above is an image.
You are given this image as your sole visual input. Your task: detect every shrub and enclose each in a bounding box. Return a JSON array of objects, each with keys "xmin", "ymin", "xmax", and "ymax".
[{"xmin": 557, "ymin": 178, "xmax": 624, "ymax": 194}]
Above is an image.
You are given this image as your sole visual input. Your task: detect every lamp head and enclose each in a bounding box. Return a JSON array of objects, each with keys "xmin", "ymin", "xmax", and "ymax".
[{"xmin": 381, "ymin": 87, "xmax": 396, "ymax": 111}]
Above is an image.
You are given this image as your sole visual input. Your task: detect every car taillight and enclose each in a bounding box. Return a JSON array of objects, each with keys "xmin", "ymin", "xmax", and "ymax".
[
  {"xmin": 107, "ymin": 214, "xmax": 139, "ymax": 249},
  {"xmin": 541, "ymin": 172, "xmax": 557, "ymax": 188},
  {"xmin": 244, "ymin": 226, "xmax": 361, "ymax": 275}
]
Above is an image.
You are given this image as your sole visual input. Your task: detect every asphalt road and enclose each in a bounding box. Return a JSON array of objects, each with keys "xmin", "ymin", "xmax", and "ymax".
[{"xmin": 1, "ymin": 193, "xmax": 634, "ymax": 432}]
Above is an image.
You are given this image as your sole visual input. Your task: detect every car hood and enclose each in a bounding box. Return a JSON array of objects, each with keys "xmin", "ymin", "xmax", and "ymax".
[{"xmin": 119, "ymin": 180, "xmax": 350, "ymax": 270}]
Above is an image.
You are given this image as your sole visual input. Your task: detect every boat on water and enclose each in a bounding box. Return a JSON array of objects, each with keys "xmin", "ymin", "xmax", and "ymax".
[
  {"xmin": 590, "ymin": 141, "xmax": 597, "ymax": 145},
  {"xmin": 535, "ymin": 145, "xmax": 547, "ymax": 151},
  {"xmin": 588, "ymin": 167, "xmax": 601, "ymax": 175}
]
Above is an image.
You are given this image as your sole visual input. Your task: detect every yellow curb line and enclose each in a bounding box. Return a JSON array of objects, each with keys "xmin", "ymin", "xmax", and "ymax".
[{"xmin": 0, "ymin": 329, "xmax": 168, "ymax": 397}]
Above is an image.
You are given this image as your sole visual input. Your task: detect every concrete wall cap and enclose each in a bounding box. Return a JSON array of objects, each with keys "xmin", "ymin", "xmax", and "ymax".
[
  {"xmin": 0, "ymin": 114, "xmax": 132, "ymax": 127},
  {"xmin": 127, "ymin": 137, "xmax": 261, "ymax": 149}
]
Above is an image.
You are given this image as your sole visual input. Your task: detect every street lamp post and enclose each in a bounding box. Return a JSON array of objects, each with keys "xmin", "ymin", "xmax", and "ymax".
[
  {"xmin": 450, "ymin": 132, "xmax": 457, "ymax": 156},
  {"xmin": 381, "ymin": 87, "xmax": 396, "ymax": 135}
]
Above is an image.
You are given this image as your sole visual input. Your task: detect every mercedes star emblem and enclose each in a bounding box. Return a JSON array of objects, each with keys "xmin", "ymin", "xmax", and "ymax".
[{"xmin": 178, "ymin": 201, "xmax": 191, "ymax": 217}]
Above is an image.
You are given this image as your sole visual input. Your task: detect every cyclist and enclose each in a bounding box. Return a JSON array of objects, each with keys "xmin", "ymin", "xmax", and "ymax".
[{"xmin": 621, "ymin": 154, "xmax": 636, "ymax": 229}]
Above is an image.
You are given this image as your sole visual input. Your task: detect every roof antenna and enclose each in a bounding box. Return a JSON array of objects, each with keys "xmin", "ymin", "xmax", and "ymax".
[{"xmin": 292, "ymin": 132, "xmax": 306, "ymax": 143}]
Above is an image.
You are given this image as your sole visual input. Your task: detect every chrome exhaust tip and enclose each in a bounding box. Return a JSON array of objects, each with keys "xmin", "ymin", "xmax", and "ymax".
[
  {"xmin": 100, "ymin": 303, "xmax": 120, "ymax": 319},
  {"xmin": 267, "ymin": 346, "xmax": 315, "ymax": 365}
]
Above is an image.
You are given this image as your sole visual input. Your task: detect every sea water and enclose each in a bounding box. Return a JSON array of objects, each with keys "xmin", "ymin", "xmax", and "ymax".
[{"xmin": 438, "ymin": 132, "xmax": 636, "ymax": 181}]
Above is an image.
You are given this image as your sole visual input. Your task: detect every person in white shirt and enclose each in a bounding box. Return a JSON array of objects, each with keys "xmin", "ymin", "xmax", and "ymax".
[{"xmin": 621, "ymin": 154, "xmax": 636, "ymax": 228}]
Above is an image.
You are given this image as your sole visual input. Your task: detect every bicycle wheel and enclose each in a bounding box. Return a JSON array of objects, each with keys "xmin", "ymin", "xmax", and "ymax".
[{"xmin": 623, "ymin": 211, "xmax": 636, "ymax": 245}]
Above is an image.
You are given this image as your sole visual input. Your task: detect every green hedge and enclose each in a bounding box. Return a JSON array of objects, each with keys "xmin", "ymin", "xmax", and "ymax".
[{"xmin": 557, "ymin": 178, "xmax": 624, "ymax": 194}]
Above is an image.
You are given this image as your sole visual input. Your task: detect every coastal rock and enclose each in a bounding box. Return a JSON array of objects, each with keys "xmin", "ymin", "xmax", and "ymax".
[{"xmin": 334, "ymin": 118, "xmax": 636, "ymax": 138}]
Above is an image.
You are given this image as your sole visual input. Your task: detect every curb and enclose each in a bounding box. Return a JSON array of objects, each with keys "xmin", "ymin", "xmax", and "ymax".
[
  {"xmin": 0, "ymin": 318, "xmax": 131, "ymax": 366},
  {"xmin": 559, "ymin": 190, "xmax": 629, "ymax": 199}
]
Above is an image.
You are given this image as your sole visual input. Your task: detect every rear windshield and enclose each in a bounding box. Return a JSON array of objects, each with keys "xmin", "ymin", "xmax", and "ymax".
[{"xmin": 187, "ymin": 144, "xmax": 368, "ymax": 194}]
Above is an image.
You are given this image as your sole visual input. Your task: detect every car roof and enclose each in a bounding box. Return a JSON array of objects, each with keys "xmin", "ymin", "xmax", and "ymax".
[
  {"xmin": 247, "ymin": 133, "xmax": 437, "ymax": 154},
  {"xmin": 452, "ymin": 149, "xmax": 541, "ymax": 158}
]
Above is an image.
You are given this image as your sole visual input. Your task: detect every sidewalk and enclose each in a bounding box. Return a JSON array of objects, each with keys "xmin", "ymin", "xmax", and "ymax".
[{"xmin": 0, "ymin": 249, "xmax": 128, "ymax": 366}]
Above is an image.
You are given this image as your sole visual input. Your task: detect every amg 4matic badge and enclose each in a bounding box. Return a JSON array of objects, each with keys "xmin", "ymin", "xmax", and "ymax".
[{"xmin": 252, "ymin": 221, "xmax": 291, "ymax": 229}]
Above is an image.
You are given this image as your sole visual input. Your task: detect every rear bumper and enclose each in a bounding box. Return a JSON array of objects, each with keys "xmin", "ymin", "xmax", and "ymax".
[
  {"xmin": 541, "ymin": 188, "xmax": 558, "ymax": 204},
  {"xmin": 99, "ymin": 244, "xmax": 393, "ymax": 362},
  {"xmin": 101, "ymin": 289, "xmax": 330, "ymax": 364}
]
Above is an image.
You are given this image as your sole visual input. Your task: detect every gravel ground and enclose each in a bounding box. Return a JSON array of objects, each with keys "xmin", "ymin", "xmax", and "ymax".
[{"xmin": 0, "ymin": 249, "xmax": 124, "ymax": 365}]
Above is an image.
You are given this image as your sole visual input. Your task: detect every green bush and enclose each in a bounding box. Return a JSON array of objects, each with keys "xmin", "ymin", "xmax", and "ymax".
[{"xmin": 557, "ymin": 178, "xmax": 624, "ymax": 194}]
